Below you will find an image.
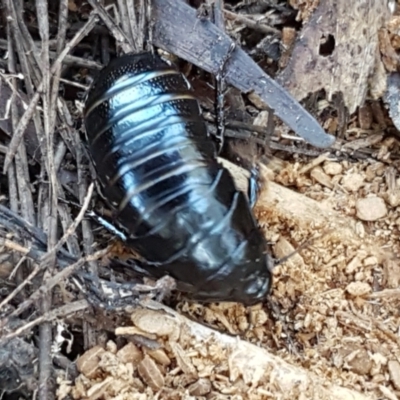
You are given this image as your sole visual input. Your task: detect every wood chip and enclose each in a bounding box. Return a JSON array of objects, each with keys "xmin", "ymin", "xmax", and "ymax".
[
  {"xmin": 76, "ymin": 345, "xmax": 105, "ymax": 379},
  {"xmin": 188, "ymin": 378, "xmax": 212, "ymax": 396},
  {"xmin": 137, "ymin": 355, "xmax": 164, "ymax": 391},
  {"xmin": 337, "ymin": 345, "xmax": 373, "ymax": 375},
  {"xmin": 131, "ymin": 309, "xmax": 181, "ymax": 342},
  {"xmin": 311, "ymin": 167, "xmax": 333, "ymax": 189},
  {"xmin": 146, "ymin": 348, "xmax": 171, "ymax": 366},
  {"xmin": 358, "ymin": 103, "xmax": 373, "ymax": 130},
  {"xmin": 388, "ymin": 360, "xmax": 400, "ymax": 390},
  {"xmin": 379, "ymin": 384, "xmax": 398, "ymax": 400},
  {"xmin": 170, "ymin": 342, "xmax": 198, "ymax": 379},
  {"xmin": 274, "ymin": 236, "xmax": 304, "ymax": 268},
  {"xmin": 116, "ymin": 343, "xmax": 143, "ymax": 365}
]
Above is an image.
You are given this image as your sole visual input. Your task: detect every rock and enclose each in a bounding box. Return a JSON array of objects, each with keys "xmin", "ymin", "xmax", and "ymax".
[
  {"xmin": 335, "ymin": 345, "xmax": 372, "ymax": 375},
  {"xmin": 323, "ymin": 162, "xmax": 343, "ymax": 175},
  {"xmin": 356, "ymin": 197, "xmax": 387, "ymax": 221},
  {"xmin": 341, "ymin": 173, "xmax": 364, "ymax": 192},
  {"xmin": 346, "ymin": 282, "xmax": 371, "ymax": 297}
]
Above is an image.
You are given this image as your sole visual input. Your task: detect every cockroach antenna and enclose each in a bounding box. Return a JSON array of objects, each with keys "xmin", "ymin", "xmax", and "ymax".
[{"xmin": 272, "ymin": 228, "xmax": 335, "ymax": 268}]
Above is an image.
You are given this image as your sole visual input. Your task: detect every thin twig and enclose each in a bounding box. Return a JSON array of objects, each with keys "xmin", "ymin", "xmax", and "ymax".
[
  {"xmin": 224, "ymin": 9, "xmax": 281, "ymax": 36},
  {"xmin": 39, "ymin": 183, "xmax": 94, "ymax": 266},
  {"xmin": 0, "ymin": 40, "xmax": 103, "ymax": 69},
  {"xmin": 87, "ymin": 0, "xmax": 132, "ymax": 53},
  {"xmin": 35, "ymin": 0, "xmax": 55, "ymax": 396},
  {"xmin": 4, "ymin": 0, "xmax": 46, "ymax": 165},
  {"xmin": 117, "ymin": 0, "xmax": 136, "ymax": 50},
  {"xmin": 0, "ymin": 300, "xmax": 90, "ymax": 344},
  {"xmin": 3, "ymin": 245, "xmax": 112, "ymax": 321},
  {"xmin": 76, "ymin": 137, "xmax": 99, "ymax": 350},
  {"xmin": 0, "ymin": 263, "xmax": 42, "ymax": 311},
  {"xmin": 3, "ymin": 13, "xmax": 98, "ymax": 173}
]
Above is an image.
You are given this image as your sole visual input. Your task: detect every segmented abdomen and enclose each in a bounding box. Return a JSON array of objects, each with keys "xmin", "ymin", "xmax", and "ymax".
[{"xmin": 84, "ymin": 52, "xmax": 259, "ymax": 284}]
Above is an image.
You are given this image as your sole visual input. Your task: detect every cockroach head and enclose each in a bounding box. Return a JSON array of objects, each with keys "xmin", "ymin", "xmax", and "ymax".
[{"xmin": 236, "ymin": 253, "xmax": 274, "ymax": 306}]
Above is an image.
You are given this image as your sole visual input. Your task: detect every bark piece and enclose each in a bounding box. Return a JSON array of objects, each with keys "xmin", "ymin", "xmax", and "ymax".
[{"xmin": 277, "ymin": 0, "xmax": 390, "ymax": 114}]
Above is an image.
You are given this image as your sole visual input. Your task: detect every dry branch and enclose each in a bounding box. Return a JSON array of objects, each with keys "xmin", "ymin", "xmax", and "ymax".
[{"xmin": 150, "ymin": 0, "xmax": 335, "ymax": 148}]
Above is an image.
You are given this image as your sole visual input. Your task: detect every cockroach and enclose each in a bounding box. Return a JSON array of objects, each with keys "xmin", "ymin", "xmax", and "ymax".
[{"xmin": 83, "ymin": 51, "xmax": 272, "ymax": 305}]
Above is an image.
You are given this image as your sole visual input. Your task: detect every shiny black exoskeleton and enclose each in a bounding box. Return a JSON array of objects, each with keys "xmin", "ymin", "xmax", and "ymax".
[{"xmin": 83, "ymin": 52, "xmax": 272, "ymax": 305}]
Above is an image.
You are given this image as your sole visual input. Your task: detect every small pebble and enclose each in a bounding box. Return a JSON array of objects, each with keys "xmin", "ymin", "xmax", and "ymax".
[
  {"xmin": 356, "ymin": 197, "xmax": 387, "ymax": 221},
  {"xmin": 363, "ymin": 256, "xmax": 378, "ymax": 266},
  {"xmin": 388, "ymin": 360, "xmax": 400, "ymax": 390},
  {"xmin": 323, "ymin": 162, "xmax": 343, "ymax": 175},
  {"xmin": 188, "ymin": 378, "xmax": 212, "ymax": 396},
  {"xmin": 346, "ymin": 282, "xmax": 371, "ymax": 297},
  {"xmin": 386, "ymin": 191, "xmax": 400, "ymax": 207},
  {"xmin": 345, "ymin": 256, "xmax": 361, "ymax": 274},
  {"xmin": 341, "ymin": 173, "xmax": 364, "ymax": 192}
]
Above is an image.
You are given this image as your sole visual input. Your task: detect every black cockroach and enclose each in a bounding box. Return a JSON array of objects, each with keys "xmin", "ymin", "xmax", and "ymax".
[{"xmin": 83, "ymin": 51, "xmax": 273, "ymax": 305}]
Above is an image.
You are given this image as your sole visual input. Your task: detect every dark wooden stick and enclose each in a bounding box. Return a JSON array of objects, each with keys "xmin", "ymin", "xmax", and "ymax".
[{"xmin": 150, "ymin": 0, "xmax": 335, "ymax": 149}]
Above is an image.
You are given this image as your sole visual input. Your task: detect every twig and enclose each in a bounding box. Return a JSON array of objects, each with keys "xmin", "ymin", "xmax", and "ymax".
[
  {"xmin": 3, "ymin": 13, "xmax": 98, "ymax": 173},
  {"xmin": 39, "ymin": 183, "xmax": 94, "ymax": 267},
  {"xmin": 87, "ymin": 0, "xmax": 132, "ymax": 53},
  {"xmin": 3, "ymin": 245, "xmax": 111, "ymax": 322},
  {"xmin": 224, "ymin": 9, "xmax": 281, "ymax": 36},
  {"xmin": 0, "ymin": 300, "xmax": 90, "ymax": 344},
  {"xmin": 4, "ymin": 0, "xmax": 46, "ymax": 165},
  {"xmin": 0, "ymin": 263, "xmax": 42, "ymax": 311},
  {"xmin": 7, "ymin": 1, "xmax": 41, "ymax": 88},
  {"xmin": 76, "ymin": 137, "xmax": 99, "ymax": 350},
  {"xmin": 336, "ymin": 309, "xmax": 400, "ymax": 347},
  {"xmin": 369, "ymin": 288, "xmax": 400, "ymax": 299},
  {"xmin": 5, "ymin": 20, "xmax": 25, "ymax": 295},
  {"xmin": 0, "ymin": 40, "xmax": 103, "ymax": 69},
  {"xmin": 35, "ymin": 1, "xmax": 55, "ymax": 396},
  {"xmin": 4, "ymin": 0, "xmax": 36, "ymax": 226},
  {"xmin": 151, "ymin": 0, "xmax": 335, "ymax": 148},
  {"xmin": 0, "ymin": 204, "xmax": 48, "ymax": 248},
  {"xmin": 117, "ymin": 0, "xmax": 136, "ymax": 51}
]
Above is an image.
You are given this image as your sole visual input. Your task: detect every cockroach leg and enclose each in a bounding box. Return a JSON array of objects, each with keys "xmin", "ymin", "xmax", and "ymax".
[
  {"xmin": 248, "ymin": 164, "xmax": 260, "ymax": 209},
  {"xmin": 85, "ymin": 210, "xmax": 127, "ymax": 241},
  {"xmin": 59, "ymin": 197, "xmax": 128, "ymax": 241}
]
